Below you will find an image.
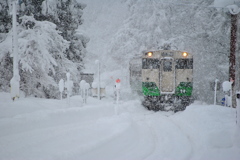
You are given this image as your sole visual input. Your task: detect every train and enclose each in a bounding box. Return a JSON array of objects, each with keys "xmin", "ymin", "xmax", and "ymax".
[{"xmin": 130, "ymin": 50, "xmax": 193, "ymax": 112}]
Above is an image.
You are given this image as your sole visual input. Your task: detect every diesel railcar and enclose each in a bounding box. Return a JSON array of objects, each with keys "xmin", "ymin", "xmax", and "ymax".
[{"xmin": 141, "ymin": 50, "xmax": 193, "ymax": 111}]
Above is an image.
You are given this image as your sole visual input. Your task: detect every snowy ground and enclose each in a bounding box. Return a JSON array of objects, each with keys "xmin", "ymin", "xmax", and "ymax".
[{"xmin": 0, "ymin": 92, "xmax": 240, "ymax": 160}]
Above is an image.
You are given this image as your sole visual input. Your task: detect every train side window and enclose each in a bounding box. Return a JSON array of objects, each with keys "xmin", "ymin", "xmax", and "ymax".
[
  {"xmin": 176, "ymin": 59, "xmax": 193, "ymax": 69},
  {"xmin": 176, "ymin": 59, "xmax": 186, "ymax": 69},
  {"xmin": 142, "ymin": 58, "xmax": 160, "ymax": 69},
  {"xmin": 163, "ymin": 59, "xmax": 172, "ymax": 72}
]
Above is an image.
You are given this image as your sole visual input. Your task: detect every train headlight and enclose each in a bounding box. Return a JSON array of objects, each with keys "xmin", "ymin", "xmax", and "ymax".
[
  {"xmin": 146, "ymin": 52, "xmax": 153, "ymax": 57},
  {"xmin": 182, "ymin": 52, "xmax": 188, "ymax": 57}
]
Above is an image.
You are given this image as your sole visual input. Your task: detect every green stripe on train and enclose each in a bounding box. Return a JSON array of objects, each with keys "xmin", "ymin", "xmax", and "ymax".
[
  {"xmin": 142, "ymin": 82, "xmax": 193, "ymax": 96},
  {"xmin": 175, "ymin": 82, "xmax": 193, "ymax": 96},
  {"xmin": 142, "ymin": 82, "xmax": 160, "ymax": 96}
]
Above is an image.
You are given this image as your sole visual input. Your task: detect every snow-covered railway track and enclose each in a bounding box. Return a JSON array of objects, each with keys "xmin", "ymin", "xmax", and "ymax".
[{"xmin": 141, "ymin": 113, "xmax": 194, "ymax": 160}]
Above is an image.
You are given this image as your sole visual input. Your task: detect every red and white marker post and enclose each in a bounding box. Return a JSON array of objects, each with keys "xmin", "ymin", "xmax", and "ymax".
[{"xmin": 115, "ymin": 78, "xmax": 121, "ymax": 115}]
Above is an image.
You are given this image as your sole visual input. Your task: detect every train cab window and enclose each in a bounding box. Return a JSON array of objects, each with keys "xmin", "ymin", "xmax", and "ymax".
[
  {"xmin": 142, "ymin": 58, "xmax": 160, "ymax": 69},
  {"xmin": 176, "ymin": 59, "xmax": 193, "ymax": 69},
  {"xmin": 163, "ymin": 59, "xmax": 172, "ymax": 72}
]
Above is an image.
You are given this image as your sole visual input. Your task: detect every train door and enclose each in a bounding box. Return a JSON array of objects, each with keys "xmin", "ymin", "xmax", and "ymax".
[{"xmin": 160, "ymin": 57, "xmax": 175, "ymax": 94}]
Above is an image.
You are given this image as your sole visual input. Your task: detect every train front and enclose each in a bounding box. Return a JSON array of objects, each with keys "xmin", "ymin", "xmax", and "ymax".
[{"xmin": 141, "ymin": 50, "xmax": 193, "ymax": 112}]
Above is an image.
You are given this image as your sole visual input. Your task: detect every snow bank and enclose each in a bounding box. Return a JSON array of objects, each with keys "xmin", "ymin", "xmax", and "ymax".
[
  {"xmin": 172, "ymin": 104, "xmax": 240, "ymax": 159},
  {"xmin": 0, "ymin": 92, "xmax": 239, "ymax": 159}
]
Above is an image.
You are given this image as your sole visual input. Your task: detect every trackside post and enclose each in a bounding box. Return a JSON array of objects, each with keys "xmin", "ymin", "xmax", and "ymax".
[{"xmin": 115, "ymin": 79, "xmax": 121, "ymax": 115}]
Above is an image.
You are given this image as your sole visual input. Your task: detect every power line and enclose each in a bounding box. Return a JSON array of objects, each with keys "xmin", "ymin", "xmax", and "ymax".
[{"xmin": 157, "ymin": 1, "xmax": 230, "ymax": 9}]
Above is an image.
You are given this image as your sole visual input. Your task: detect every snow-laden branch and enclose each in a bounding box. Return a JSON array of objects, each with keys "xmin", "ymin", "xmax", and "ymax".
[
  {"xmin": 214, "ymin": 0, "xmax": 240, "ymax": 14},
  {"xmin": 227, "ymin": 4, "xmax": 240, "ymax": 15},
  {"xmin": 18, "ymin": 15, "xmax": 69, "ymax": 74}
]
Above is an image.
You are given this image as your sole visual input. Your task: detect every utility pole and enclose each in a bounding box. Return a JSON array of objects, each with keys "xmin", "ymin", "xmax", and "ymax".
[
  {"xmin": 230, "ymin": 13, "xmax": 237, "ymax": 108},
  {"xmin": 10, "ymin": 0, "xmax": 20, "ymax": 101},
  {"xmin": 235, "ymin": 14, "xmax": 240, "ymax": 108},
  {"xmin": 95, "ymin": 60, "xmax": 100, "ymax": 100},
  {"xmin": 229, "ymin": 14, "xmax": 237, "ymax": 84},
  {"xmin": 228, "ymin": 4, "xmax": 240, "ymax": 108},
  {"xmin": 236, "ymin": 11, "xmax": 240, "ymax": 132}
]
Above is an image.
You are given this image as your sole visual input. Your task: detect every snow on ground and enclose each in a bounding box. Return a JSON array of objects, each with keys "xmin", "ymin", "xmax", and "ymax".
[{"xmin": 0, "ymin": 92, "xmax": 239, "ymax": 160}]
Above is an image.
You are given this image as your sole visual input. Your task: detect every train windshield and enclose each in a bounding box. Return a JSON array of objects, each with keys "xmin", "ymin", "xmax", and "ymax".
[
  {"xmin": 162, "ymin": 59, "xmax": 172, "ymax": 72},
  {"xmin": 142, "ymin": 58, "xmax": 160, "ymax": 69},
  {"xmin": 176, "ymin": 59, "xmax": 193, "ymax": 69}
]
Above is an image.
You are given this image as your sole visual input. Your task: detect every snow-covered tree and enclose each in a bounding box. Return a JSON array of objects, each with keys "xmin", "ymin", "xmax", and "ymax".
[
  {"xmin": 0, "ymin": 1, "xmax": 12, "ymax": 92},
  {"xmin": 0, "ymin": 15, "xmax": 78, "ymax": 98},
  {"xmin": 17, "ymin": 15, "xmax": 76, "ymax": 98},
  {"xmin": 41, "ymin": 0, "xmax": 88, "ymax": 71},
  {"xmin": 0, "ymin": 0, "xmax": 11, "ymax": 42},
  {"xmin": 0, "ymin": 0, "xmax": 88, "ymax": 98}
]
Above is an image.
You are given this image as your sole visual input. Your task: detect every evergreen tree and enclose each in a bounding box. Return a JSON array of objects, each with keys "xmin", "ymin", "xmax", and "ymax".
[
  {"xmin": 0, "ymin": 0, "xmax": 12, "ymax": 92},
  {"xmin": 0, "ymin": 0, "xmax": 88, "ymax": 98},
  {"xmin": 18, "ymin": 0, "xmax": 45, "ymax": 19},
  {"xmin": 17, "ymin": 15, "xmax": 72, "ymax": 98},
  {"xmin": 41, "ymin": 0, "xmax": 88, "ymax": 71},
  {"xmin": 0, "ymin": 0, "xmax": 11, "ymax": 42}
]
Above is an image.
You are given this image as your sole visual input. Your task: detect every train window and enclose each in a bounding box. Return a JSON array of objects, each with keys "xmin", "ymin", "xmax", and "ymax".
[
  {"xmin": 142, "ymin": 58, "xmax": 160, "ymax": 69},
  {"xmin": 176, "ymin": 59, "xmax": 193, "ymax": 69},
  {"xmin": 163, "ymin": 59, "xmax": 172, "ymax": 72}
]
